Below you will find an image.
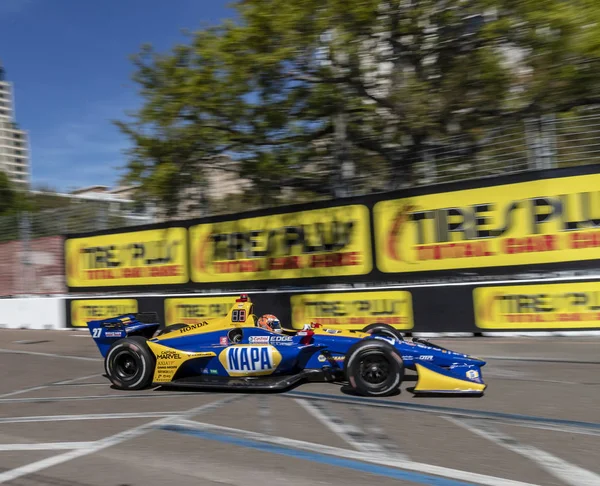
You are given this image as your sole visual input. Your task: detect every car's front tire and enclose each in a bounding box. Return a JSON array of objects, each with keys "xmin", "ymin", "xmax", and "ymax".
[
  {"xmin": 344, "ymin": 339, "xmax": 404, "ymax": 397},
  {"xmin": 104, "ymin": 336, "xmax": 155, "ymax": 390}
]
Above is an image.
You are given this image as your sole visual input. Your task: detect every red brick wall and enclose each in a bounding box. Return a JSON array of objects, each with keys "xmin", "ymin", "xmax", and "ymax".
[{"xmin": 0, "ymin": 236, "xmax": 66, "ymax": 296}]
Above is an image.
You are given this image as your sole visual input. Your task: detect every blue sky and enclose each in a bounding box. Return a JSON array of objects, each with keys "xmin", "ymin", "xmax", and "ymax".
[{"xmin": 0, "ymin": 0, "xmax": 237, "ymax": 192}]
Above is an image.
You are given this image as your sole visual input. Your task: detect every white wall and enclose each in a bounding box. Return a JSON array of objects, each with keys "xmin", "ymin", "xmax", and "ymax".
[{"xmin": 0, "ymin": 297, "xmax": 65, "ymax": 330}]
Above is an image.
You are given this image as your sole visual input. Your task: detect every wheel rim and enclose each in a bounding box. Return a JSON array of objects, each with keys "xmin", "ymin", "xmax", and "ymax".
[
  {"xmin": 360, "ymin": 354, "xmax": 390, "ymax": 385},
  {"xmin": 113, "ymin": 351, "xmax": 140, "ymax": 381}
]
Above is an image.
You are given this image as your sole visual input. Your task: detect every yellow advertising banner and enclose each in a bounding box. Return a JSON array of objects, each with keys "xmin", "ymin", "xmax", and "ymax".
[
  {"xmin": 164, "ymin": 296, "xmax": 239, "ymax": 326},
  {"xmin": 374, "ymin": 173, "xmax": 600, "ymax": 273},
  {"xmin": 65, "ymin": 227, "xmax": 189, "ymax": 287},
  {"xmin": 290, "ymin": 291, "xmax": 413, "ymax": 330},
  {"xmin": 474, "ymin": 282, "xmax": 600, "ymax": 329},
  {"xmin": 71, "ymin": 299, "xmax": 138, "ymax": 328},
  {"xmin": 190, "ymin": 205, "xmax": 372, "ymax": 283}
]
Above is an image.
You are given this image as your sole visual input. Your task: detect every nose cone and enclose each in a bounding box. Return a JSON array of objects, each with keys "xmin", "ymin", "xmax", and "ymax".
[{"xmin": 467, "ymin": 356, "xmax": 486, "ymax": 366}]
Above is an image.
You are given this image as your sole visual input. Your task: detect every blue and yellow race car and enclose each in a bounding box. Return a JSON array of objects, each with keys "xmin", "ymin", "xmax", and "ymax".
[{"xmin": 87, "ymin": 294, "xmax": 487, "ymax": 397}]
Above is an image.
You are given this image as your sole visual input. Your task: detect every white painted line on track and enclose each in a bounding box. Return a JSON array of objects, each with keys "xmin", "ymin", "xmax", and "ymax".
[
  {"xmin": 0, "ymin": 411, "xmax": 179, "ymax": 425},
  {"xmin": 351, "ymin": 405, "xmax": 409, "ymax": 459},
  {"xmin": 296, "ymin": 398, "xmax": 389, "ymax": 455},
  {"xmin": 53, "ymin": 374, "xmax": 101, "ymax": 385},
  {"xmin": 257, "ymin": 395, "xmax": 273, "ymax": 436},
  {"xmin": 0, "ymin": 348, "xmax": 101, "ymax": 362},
  {"xmin": 0, "ymin": 442, "xmax": 96, "ymax": 451},
  {"xmin": 0, "ymin": 392, "xmax": 206, "ymax": 404},
  {"xmin": 170, "ymin": 418, "xmax": 541, "ymax": 486},
  {"xmin": 0, "ymin": 374, "xmax": 102, "ymax": 399},
  {"xmin": 445, "ymin": 416, "xmax": 600, "ymax": 486},
  {"xmin": 0, "ymin": 395, "xmax": 244, "ymax": 485}
]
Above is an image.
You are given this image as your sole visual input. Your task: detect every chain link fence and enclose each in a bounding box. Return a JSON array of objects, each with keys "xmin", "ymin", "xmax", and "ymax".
[{"xmin": 1, "ymin": 111, "xmax": 600, "ymax": 296}]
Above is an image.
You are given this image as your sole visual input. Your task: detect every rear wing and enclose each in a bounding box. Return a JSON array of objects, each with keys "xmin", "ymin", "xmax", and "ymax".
[{"xmin": 87, "ymin": 312, "xmax": 161, "ymax": 358}]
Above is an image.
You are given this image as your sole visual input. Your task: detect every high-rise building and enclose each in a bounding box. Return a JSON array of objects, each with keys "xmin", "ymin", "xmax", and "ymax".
[{"xmin": 0, "ymin": 61, "xmax": 30, "ymax": 189}]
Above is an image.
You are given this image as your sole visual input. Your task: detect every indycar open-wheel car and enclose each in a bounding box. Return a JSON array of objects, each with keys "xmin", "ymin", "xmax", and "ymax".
[{"xmin": 87, "ymin": 295, "xmax": 487, "ymax": 397}]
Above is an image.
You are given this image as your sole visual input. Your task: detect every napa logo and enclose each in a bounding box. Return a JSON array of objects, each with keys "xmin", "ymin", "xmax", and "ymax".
[{"xmin": 219, "ymin": 345, "xmax": 282, "ymax": 376}]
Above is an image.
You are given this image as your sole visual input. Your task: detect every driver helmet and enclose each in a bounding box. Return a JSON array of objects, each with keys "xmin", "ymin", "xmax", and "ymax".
[{"xmin": 257, "ymin": 314, "xmax": 282, "ymax": 333}]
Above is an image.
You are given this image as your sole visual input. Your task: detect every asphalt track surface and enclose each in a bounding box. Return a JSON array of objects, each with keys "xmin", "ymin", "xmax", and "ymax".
[{"xmin": 0, "ymin": 330, "xmax": 598, "ymax": 486}]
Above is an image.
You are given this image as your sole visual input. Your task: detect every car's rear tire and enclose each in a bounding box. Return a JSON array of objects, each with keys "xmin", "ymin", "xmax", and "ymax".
[
  {"xmin": 362, "ymin": 323, "xmax": 404, "ymax": 341},
  {"xmin": 156, "ymin": 323, "xmax": 188, "ymax": 336},
  {"xmin": 105, "ymin": 336, "xmax": 155, "ymax": 390},
  {"xmin": 344, "ymin": 339, "xmax": 404, "ymax": 397}
]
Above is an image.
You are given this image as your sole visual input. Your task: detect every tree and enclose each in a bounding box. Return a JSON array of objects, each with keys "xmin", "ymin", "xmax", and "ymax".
[
  {"xmin": 0, "ymin": 171, "xmax": 28, "ymax": 215},
  {"xmin": 116, "ymin": 0, "xmax": 600, "ymax": 215}
]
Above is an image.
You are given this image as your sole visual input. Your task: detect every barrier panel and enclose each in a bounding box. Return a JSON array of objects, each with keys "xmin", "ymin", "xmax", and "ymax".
[
  {"xmin": 63, "ymin": 163, "xmax": 600, "ymax": 294},
  {"xmin": 63, "ymin": 277, "xmax": 600, "ymax": 334},
  {"xmin": 0, "ymin": 297, "xmax": 65, "ymax": 330}
]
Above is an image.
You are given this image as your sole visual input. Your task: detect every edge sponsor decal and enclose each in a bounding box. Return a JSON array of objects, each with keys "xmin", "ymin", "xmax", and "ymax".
[
  {"xmin": 375, "ymin": 173, "xmax": 600, "ymax": 273},
  {"xmin": 164, "ymin": 296, "xmax": 238, "ymax": 326},
  {"xmin": 65, "ymin": 227, "xmax": 188, "ymax": 287},
  {"xmin": 290, "ymin": 291, "xmax": 414, "ymax": 330},
  {"xmin": 190, "ymin": 205, "xmax": 372, "ymax": 283},
  {"xmin": 474, "ymin": 282, "xmax": 600, "ymax": 329},
  {"xmin": 70, "ymin": 299, "xmax": 138, "ymax": 328},
  {"xmin": 218, "ymin": 345, "xmax": 282, "ymax": 376},
  {"xmin": 248, "ymin": 335, "xmax": 294, "ymax": 344}
]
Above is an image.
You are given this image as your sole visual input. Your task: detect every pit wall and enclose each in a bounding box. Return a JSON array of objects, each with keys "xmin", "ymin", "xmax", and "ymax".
[{"xmin": 2, "ymin": 275, "xmax": 594, "ymax": 335}]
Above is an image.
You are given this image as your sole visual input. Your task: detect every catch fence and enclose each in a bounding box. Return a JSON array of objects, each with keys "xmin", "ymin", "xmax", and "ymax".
[{"xmin": 3, "ymin": 110, "xmax": 600, "ymax": 296}]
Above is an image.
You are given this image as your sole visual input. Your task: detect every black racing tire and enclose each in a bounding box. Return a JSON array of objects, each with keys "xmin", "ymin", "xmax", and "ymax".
[
  {"xmin": 362, "ymin": 323, "xmax": 404, "ymax": 341},
  {"xmin": 344, "ymin": 339, "xmax": 404, "ymax": 397},
  {"xmin": 104, "ymin": 336, "xmax": 155, "ymax": 390},
  {"xmin": 156, "ymin": 323, "xmax": 188, "ymax": 336}
]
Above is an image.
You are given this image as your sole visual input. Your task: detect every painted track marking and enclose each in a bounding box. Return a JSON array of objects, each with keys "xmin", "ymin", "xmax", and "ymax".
[
  {"xmin": 285, "ymin": 391, "xmax": 600, "ymax": 431},
  {"xmin": 296, "ymin": 398, "xmax": 392, "ymax": 456},
  {"xmin": 0, "ymin": 374, "xmax": 101, "ymax": 398},
  {"xmin": 0, "ymin": 395, "xmax": 244, "ymax": 484},
  {"xmin": 0, "ymin": 348, "xmax": 101, "ymax": 362},
  {"xmin": 446, "ymin": 416, "xmax": 600, "ymax": 486},
  {"xmin": 0, "ymin": 411, "xmax": 179, "ymax": 424},
  {"xmin": 164, "ymin": 418, "xmax": 541, "ymax": 486},
  {"xmin": 0, "ymin": 391, "xmax": 208, "ymax": 404},
  {"xmin": 0, "ymin": 442, "xmax": 96, "ymax": 451}
]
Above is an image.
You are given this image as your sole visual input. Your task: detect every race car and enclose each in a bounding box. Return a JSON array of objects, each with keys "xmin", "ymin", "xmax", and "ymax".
[{"xmin": 86, "ymin": 294, "xmax": 487, "ymax": 397}]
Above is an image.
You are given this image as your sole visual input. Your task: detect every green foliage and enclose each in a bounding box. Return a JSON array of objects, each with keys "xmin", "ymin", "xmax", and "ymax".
[{"xmin": 116, "ymin": 0, "xmax": 600, "ymax": 214}]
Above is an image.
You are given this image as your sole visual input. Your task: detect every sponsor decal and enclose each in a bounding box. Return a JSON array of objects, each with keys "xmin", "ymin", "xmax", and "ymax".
[
  {"xmin": 466, "ymin": 370, "xmax": 480, "ymax": 380},
  {"xmin": 418, "ymin": 355, "xmax": 434, "ymax": 361},
  {"xmin": 248, "ymin": 336, "xmax": 270, "ymax": 343},
  {"xmin": 290, "ymin": 291, "xmax": 413, "ymax": 330},
  {"xmin": 190, "ymin": 205, "xmax": 372, "ymax": 283},
  {"xmin": 157, "ymin": 351, "xmax": 181, "ymax": 360},
  {"xmin": 220, "ymin": 336, "xmax": 229, "ymax": 346},
  {"xmin": 249, "ymin": 335, "xmax": 294, "ymax": 344},
  {"xmin": 65, "ymin": 227, "xmax": 188, "ymax": 287},
  {"xmin": 105, "ymin": 331, "xmax": 124, "ymax": 338},
  {"xmin": 474, "ymin": 282, "xmax": 600, "ymax": 329},
  {"xmin": 375, "ymin": 173, "xmax": 600, "ymax": 273},
  {"xmin": 70, "ymin": 299, "xmax": 138, "ymax": 328},
  {"xmin": 318, "ymin": 354, "xmax": 345, "ymax": 362},
  {"xmin": 164, "ymin": 296, "xmax": 237, "ymax": 327},
  {"xmin": 218, "ymin": 345, "xmax": 282, "ymax": 376},
  {"xmin": 179, "ymin": 321, "xmax": 209, "ymax": 333}
]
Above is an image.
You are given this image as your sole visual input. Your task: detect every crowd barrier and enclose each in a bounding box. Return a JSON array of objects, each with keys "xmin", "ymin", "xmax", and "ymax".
[{"xmin": 58, "ymin": 276, "xmax": 600, "ymax": 335}]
